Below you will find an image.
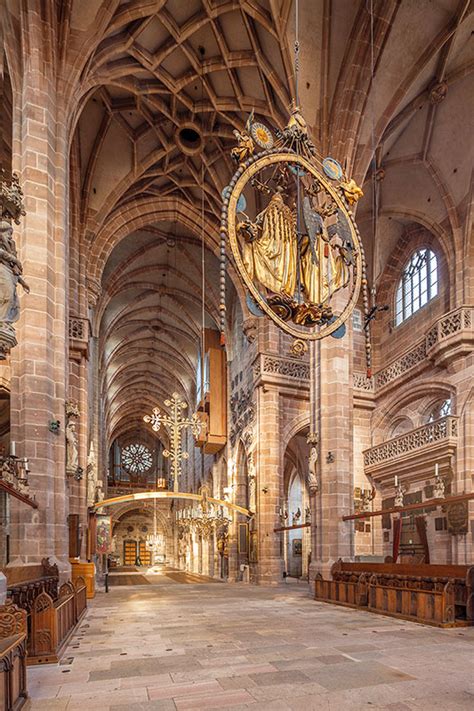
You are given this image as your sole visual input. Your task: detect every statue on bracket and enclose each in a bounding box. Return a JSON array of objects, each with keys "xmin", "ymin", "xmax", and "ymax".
[
  {"xmin": 0, "ymin": 173, "xmax": 29, "ymax": 359},
  {"xmin": 86, "ymin": 441, "xmax": 98, "ymax": 507},
  {"xmin": 394, "ymin": 484, "xmax": 405, "ymax": 508},
  {"xmin": 65, "ymin": 402, "xmax": 83, "ymax": 480},
  {"xmin": 307, "ymin": 432, "xmax": 319, "ymax": 494},
  {"xmin": 247, "ymin": 451, "xmax": 257, "ymax": 514},
  {"xmin": 433, "ymin": 473, "xmax": 445, "ymax": 499}
]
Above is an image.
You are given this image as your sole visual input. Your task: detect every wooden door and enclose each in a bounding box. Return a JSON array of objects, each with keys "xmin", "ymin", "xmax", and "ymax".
[
  {"xmin": 123, "ymin": 540, "xmax": 137, "ymax": 566},
  {"xmin": 68, "ymin": 514, "xmax": 80, "ymax": 557},
  {"xmin": 139, "ymin": 541, "xmax": 152, "ymax": 566}
]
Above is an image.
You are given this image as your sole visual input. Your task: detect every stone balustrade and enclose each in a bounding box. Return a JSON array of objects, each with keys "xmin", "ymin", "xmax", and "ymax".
[
  {"xmin": 425, "ymin": 305, "xmax": 473, "ymax": 365},
  {"xmin": 363, "ymin": 416, "xmax": 458, "ymax": 468},
  {"xmin": 354, "ymin": 305, "xmax": 473, "ymax": 395},
  {"xmin": 253, "ymin": 352, "xmax": 310, "ymax": 384},
  {"xmin": 69, "ymin": 317, "xmax": 89, "ymax": 360}
]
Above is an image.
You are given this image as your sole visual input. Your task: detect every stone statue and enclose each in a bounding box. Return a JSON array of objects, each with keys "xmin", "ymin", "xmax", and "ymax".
[
  {"xmin": 65, "ymin": 420, "xmax": 79, "ymax": 476},
  {"xmin": 307, "ymin": 432, "xmax": 319, "ymax": 493},
  {"xmin": 0, "ymin": 173, "xmax": 27, "ymax": 358},
  {"xmin": 361, "ymin": 486, "xmax": 376, "ymax": 512},
  {"xmin": 292, "ymin": 507, "xmax": 301, "ymax": 525},
  {"xmin": 247, "ymin": 452, "xmax": 257, "ymax": 513},
  {"xmin": 0, "ymin": 220, "xmax": 30, "ymax": 323},
  {"xmin": 305, "ymin": 506, "xmax": 311, "ymax": 524},
  {"xmin": 394, "ymin": 485, "xmax": 404, "ymax": 508},
  {"xmin": 433, "ymin": 474, "xmax": 445, "ymax": 499},
  {"xmin": 86, "ymin": 442, "xmax": 97, "ymax": 507},
  {"xmin": 96, "ymin": 480, "xmax": 105, "ymax": 503},
  {"xmin": 65, "ymin": 401, "xmax": 80, "ymax": 478}
]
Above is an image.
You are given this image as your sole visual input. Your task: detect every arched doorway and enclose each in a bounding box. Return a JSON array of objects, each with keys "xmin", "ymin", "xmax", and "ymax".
[{"xmin": 282, "ymin": 427, "xmax": 312, "ymax": 581}]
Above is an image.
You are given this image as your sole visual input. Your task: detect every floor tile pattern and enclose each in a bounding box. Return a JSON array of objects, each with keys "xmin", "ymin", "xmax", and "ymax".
[{"xmin": 25, "ymin": 573, "xmax": 474, "ymax": 710}]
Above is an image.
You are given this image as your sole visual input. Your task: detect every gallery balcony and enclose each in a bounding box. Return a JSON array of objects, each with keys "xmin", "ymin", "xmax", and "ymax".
[{"xmin": 363, "ymin": 415, "xmax": 458, "ymax": 486}]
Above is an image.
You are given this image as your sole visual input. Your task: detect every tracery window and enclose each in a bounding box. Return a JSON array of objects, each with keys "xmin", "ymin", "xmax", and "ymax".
[
  {"xmin": 121, "ymin": 443, "xmax": 153, "ymax": 474},
  {"xmin": 395, "ymin": 249, "xmax": 438, "ymax": 326},
  {"xmin": 427, "ymin": 398, "xmax": 451, "ymax": 423}
]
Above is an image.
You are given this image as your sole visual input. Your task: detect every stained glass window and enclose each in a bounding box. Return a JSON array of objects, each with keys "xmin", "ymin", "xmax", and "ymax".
[
  {"xmin": 121, "ymin": 443, "xmax": 153, "ymax": 474},
  {"xmin": 395, "ymin": 249, "xmax": 438, "ymax": 326}
]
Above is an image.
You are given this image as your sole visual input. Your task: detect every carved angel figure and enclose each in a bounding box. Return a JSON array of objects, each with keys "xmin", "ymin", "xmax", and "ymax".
[
  {"xmin": 231, "ymin": 129, "xmax": 254, "ymax": 166},
  {"xmin": 302, "ymin": 197, "xmax": 350, "ymax": 304},
  {"xmin": 340, "ymin": 178, "xmax": 363, "ymax": 205}
]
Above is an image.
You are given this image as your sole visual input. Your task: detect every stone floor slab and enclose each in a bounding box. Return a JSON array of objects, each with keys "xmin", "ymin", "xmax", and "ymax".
[{"xmin": 24, "ymin": 572, "xmax": 474, "ymax": 710}]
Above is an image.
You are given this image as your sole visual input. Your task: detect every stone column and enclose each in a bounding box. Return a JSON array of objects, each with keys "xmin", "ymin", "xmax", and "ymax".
[
  {"xmin": 316, "ymin": 328, "xmax": 354, "ymax": 576},
  {"xmin": 226, "ymin": 519, "xmax": 238, "ymax": 581},
  {"xmin": 8, "ymin": 11, "xmax": 71, "ymax": 579},
  {"xmin": 256, "ymin": 384, "xmax": 283, "ymax": 585}
]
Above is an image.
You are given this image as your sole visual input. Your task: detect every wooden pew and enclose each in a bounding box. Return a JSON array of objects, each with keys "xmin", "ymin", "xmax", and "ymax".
[
  {"xmin": 0, "ymin": 602, "xmax": 28, "ymax": 710},
  {"xmin": 314, "ymin": 560, "xmax": 473, "ymax": 627},
  {"xmin": 28, "ymin": 577, "xmax": 87, "ymax": 665}
]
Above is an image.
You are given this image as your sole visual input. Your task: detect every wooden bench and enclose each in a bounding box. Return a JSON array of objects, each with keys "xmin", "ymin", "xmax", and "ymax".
[
  {"xmin": 0, "ymin": 602, "xmax": 28, "ymax": 710},
  {"xmin": 28, "ymin": 578, "xmax": 87, "ymax": 665},
  {"xmin": 6, "ymin": 557, "xmax": 59, "ymax": 615},
  {"xmin": 315, "ymin": 560, "xmax": 473, "ymax": 627}
]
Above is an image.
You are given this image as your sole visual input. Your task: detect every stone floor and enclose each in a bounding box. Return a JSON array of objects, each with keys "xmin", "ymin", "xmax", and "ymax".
[{"xmin": 25, "ymin": 570, "xmax": 474, "ymax": 710}]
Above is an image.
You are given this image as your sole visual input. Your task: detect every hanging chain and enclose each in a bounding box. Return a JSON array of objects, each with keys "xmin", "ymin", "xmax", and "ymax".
[{"xmin": 294, "ymin": 0, "xmax": 303, "ymax": 304}]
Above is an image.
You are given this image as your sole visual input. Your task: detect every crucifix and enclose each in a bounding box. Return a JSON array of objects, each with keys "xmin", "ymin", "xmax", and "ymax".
[{"xmin": 143, "ymin": 392, "xmax": 201, "ymax": 492}]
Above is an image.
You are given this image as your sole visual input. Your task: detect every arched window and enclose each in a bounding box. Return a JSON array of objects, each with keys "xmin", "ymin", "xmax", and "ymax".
[
  {"xmin": 427, "ymin": 398, "xmax": 451, "ymax": 423},
  {"xmin": 395, "ymin": 249, "xmax": 438, "ymax": 326}
]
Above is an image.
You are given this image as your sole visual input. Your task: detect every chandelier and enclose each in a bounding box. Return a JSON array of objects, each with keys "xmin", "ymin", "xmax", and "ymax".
[
  {"xmin": 145, "ymin": 497, "xmax": 164, "ymax": 551},
  {"xmin": 176, "ymin": 499, "xmax": 232, "ymax": 536}
]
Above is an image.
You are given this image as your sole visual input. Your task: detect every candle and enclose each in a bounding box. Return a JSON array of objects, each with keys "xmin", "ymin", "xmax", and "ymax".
[
  {"xmin": 394, "ymin": 475, "xmax": 398, "ymax": 487},
  {"xmin": 10, "ymin": 441, "xmax": 16, "ymax": 457},
  {"xmin": 435, "ymin": 463, "xmax": 439, "ymax": 477}
]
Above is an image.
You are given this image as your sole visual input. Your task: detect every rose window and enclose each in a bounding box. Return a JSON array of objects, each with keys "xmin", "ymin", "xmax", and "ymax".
[{"xmin": 121, "ymin": 443, "xmax": 153, "ymax": 474}]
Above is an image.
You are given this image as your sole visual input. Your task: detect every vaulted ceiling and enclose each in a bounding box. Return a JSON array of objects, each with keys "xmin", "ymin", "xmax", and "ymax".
[{"xmin": 6, "ymin": 0, "xmax": 468, "ymax": 445}]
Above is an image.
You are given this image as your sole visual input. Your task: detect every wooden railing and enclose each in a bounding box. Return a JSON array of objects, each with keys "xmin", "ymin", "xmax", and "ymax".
[
  {"xmin": 0, "ymin": 602, "xmax": 28, "ymax": 710},
  {"xmin": 28, "ymin": 577, "xmax": 87, "ymax": 665}
]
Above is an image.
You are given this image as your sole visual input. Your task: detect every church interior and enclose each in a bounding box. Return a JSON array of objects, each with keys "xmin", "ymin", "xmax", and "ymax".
[{"xmin": 0, "ymin": 0, "xmax": 473, "ymax": 709}]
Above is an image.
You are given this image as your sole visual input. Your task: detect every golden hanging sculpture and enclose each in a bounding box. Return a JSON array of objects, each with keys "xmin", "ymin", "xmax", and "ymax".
[
  {"xmin": 221, "ymin": 109, "xmax": 366, "ymax": 341},
  {"xmin": 240, "ymin": 187, "xmax": 297, "ymax": 297}
]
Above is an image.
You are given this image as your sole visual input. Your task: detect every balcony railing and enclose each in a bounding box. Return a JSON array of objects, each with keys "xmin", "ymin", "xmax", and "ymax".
[
  {"xmin": 363, "ymin": 416, "xmax": 458, "ymax": 468},
  {"xmin": 354, "ymin": 305, "xmax": 473, "ymax": 395}
]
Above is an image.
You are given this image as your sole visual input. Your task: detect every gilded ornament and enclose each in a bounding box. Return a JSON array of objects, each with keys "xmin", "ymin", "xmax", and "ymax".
[
  {"xmin": 290, "ymin": 338, "xmax": 307, "ymax": 358},
  {"xmin": 322, "ymin": 157, "xmax": 343, "ymax": 181},
  {"xmin": 340, "ymin": 178, "xmax": 364, "ymax": 205},
  {"xmin": 250, "ymin": 121, "xmax": 274, "ymax": 149},
  {"xmin": 144, "ymin": 392, "xmax": 201, "ymax": 493},
  {"xmin": 231, "ymin": 129, "xmax": 254, "ymax": 166},
  {"xmin": 222, "ymin": 107, "xmax": 364, "ymax": 340}
]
